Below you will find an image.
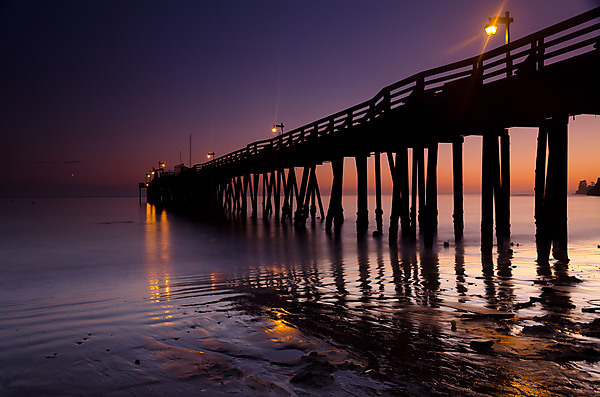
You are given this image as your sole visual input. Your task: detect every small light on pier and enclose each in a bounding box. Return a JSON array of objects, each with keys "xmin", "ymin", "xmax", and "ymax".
[
  {"xmin": 207, "ymin": 152, "xmax": 215, "ymax": 160},
  {"xmin": 272, "ymin": 123, "xmax": 284, "ymax": 135},
  {"xmin": 484, "ymin": 12, "xmax": 513, "ymax": 45}
]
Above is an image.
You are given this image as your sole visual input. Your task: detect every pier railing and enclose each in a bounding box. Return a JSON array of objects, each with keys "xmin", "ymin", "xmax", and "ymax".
[{"xmin": 193, "ymin": 7, "xmax": 599, "ymax": 172}]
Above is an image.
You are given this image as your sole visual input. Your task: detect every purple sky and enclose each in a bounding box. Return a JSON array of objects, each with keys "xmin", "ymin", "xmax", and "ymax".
[{"xmin": 1, "ymin": 0, "xmax": 599, "ymax": 196}]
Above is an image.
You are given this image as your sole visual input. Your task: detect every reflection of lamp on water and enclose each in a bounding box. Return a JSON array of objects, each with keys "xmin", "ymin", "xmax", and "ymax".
[
  {"xmin": 207, "ymin": 152, "xmax": 215, "ymax": 160},
  {"xmin": 272, "ymin": 123, "xmax": 284, "ymax": 135}
]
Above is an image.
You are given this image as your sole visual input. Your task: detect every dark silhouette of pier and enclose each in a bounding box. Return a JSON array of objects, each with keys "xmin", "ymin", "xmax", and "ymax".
[{"xmin": 146, "ymin": 8, "xmax": 600, "ymax": 262}]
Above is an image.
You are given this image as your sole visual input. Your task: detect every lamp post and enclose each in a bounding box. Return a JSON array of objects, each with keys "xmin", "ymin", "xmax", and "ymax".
[
  {"xmin": 485, "ymin": 11, "xmax": 514, "ymax": 77},
  {"xmin": 272, "ymin": 123, "xmax": 284, "ymax": 135},
  {"xmin": 207, "ymin": 152, "xmax": 215, "ymax": 160}
]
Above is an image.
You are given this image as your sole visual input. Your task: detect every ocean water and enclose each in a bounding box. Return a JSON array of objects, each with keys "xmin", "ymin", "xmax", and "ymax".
[{"xmin": 0, "ymin": 195, "xmax": 599, "ymax": 396}]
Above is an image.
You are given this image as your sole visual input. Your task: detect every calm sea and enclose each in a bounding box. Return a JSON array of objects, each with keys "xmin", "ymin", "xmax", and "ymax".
[{"xmin": 1, "ymin": 195, "xmax": 599, "ymax": 396}]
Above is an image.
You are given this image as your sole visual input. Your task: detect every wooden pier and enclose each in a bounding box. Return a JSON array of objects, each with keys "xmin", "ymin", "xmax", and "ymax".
[{"xmin": 146, "ymin": 8, "xmax": 600, "ymax": 262}]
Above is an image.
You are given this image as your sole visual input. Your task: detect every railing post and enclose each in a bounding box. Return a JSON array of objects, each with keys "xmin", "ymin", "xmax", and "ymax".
[{"xmin": 536, "ymin": 38, "xmax": 545, "ymax": 71}]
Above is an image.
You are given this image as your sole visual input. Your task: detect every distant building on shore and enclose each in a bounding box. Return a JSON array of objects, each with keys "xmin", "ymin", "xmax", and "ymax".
[{"xmin": 576, "ymin": 178, "xmax": 600, "ymax": 196}]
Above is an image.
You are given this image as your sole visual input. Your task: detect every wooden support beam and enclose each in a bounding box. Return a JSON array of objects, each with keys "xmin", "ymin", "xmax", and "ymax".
[
  {"xmin": 545, "ymin": 117, "xmax": 569, "ymax": 261},
  {"xmin": 241, "ymin": 174, "xmax": 250, "ymax": 219},
  {"xmin": 262, "ymin": 172, "xmax": 267, "ymax": 217},
  {"xmin": 415, "ymin": 147, "xmax": 426, "ymax": 232},
  {"xmin": 535, "ymin": 124, "xmax": 550, "ymax": 261},
  {"xmin": 234, "ymin": 176, "xmax": 243, "ymax": 218},
  {"xmin": 424, "ymin": 143, "xmax": 438, "ymax": 247},
  {"xmin": 264, "ymin": 171, "xmax": 276, "ymax": 220},
  {"xmin": 313, "ymin": 170, "xmax": 325, "ymax": 220},
  {"xmin": 499, "ymin": 130, "xmax": 511, "ymax": 250},
  {"xmin": 397, "ymin": 147, "xmax": 410, "ymax": 239},
  {"xmin": 481, "ymin": 134, "xmax": 494, "ymax": 253},
  {"xmin": 281, "ymin": 168, "xmax": 290, "ymax": 223},
  {"xmin": 307, "ymin": 165, "xmax": 319, "ymax": 223},
  {"xmin": 373, "ymin": 152, "xmax": 383, "ymax": 236},
  {"xmin": 326, "ymin": 157, "xmax": 344, "ymax": 233},
  {"xmin": 263, "ymin": 172, "xmax": 272, "ymax": 220},
  {"xmin": 283, "ymin": 167, "xmax": 298, "ymax": 223},
  {"xmin": 274, "ymin": 169, "xmax": 281, "ymax": 222},
  {"xmin": 452, "ymin": 138, "xmax": 464, "ymax": 241},
  {"xmin": 387, "ymin": 152, "xmax": 400, "ymax": 241},
  {"xmin": 490, "ymin": 133, "xmax": 503, "ymax": 250},
  {"xmin": 355, "ymin": 154, "xmax": 369, "ymax": 236},
  {"xmin": 251, "ymin": 173, "xmax": 259, "ymax": 220},
  {"xmin": 410, "ymin": 150, "xmax": 418, "ymax": 240},
  {"xmin": 303, "ymin": 167, "xmax": 313, "ymax": 221},
  {"xmin": 295, "ymin": 166, "xmax": 310, "ymax": 227}
]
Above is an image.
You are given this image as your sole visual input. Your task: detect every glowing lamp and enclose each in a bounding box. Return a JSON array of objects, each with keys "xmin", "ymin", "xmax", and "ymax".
[
  {"xmin": 485, "ymin": 24, "xmax": 497, "ymax": 36},
  {"xmin": 485, "ymin": 12, "xmax": 513, "ymax": 44},
  {"xmin": 272, "ymin": 123, "xmax": 284, "ymax": 135}
]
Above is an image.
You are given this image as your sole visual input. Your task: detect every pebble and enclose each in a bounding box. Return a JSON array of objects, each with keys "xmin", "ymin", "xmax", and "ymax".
[{"xmin": 469, "ymin": 340, "xmax": 494, "ymax": 351}]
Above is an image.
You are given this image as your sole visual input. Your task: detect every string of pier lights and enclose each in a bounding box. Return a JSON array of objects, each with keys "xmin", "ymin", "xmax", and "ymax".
[{"xmin": 144, "ymin": 161, "xmax": 165, "ymax": 185}]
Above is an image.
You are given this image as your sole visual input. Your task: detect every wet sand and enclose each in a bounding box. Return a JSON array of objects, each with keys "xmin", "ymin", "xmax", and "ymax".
[{"xmin": 1, "ymin": 196, "xmax": 600, "ymax": 395}]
